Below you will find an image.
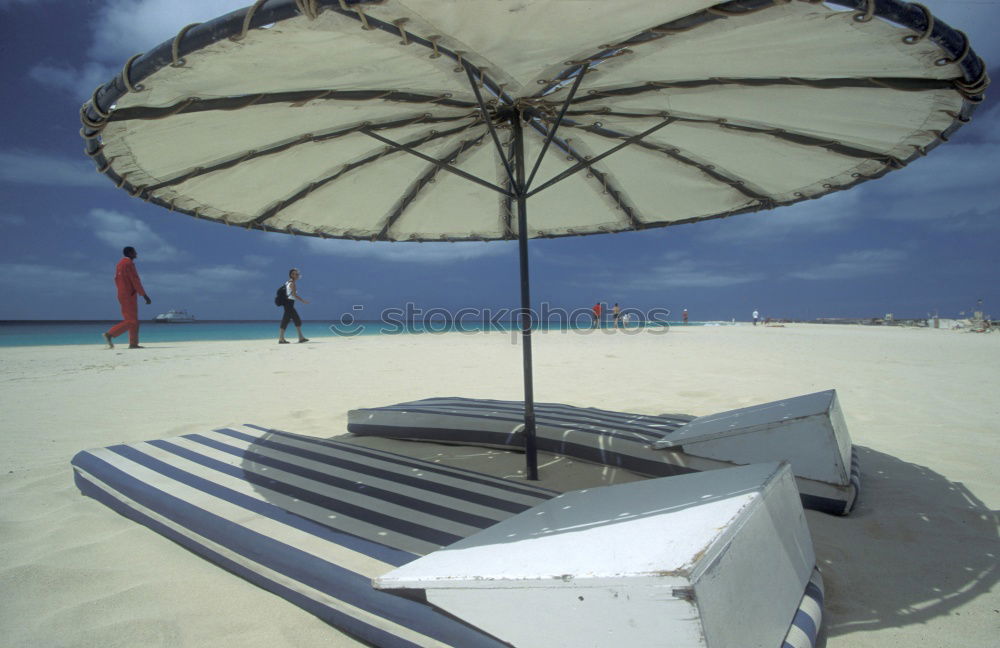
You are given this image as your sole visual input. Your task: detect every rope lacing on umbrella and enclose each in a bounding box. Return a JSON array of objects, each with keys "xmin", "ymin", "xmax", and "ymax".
[
  {"xmin": 955, "ymin": 63, "xmax": 989, "ymax": 99},
  {"xmin": 937, "ymin": 29, "xmax": 970, "ymax": 66},
  {"xmin": 338, "ymin": 0, "xmax": 372, "ymax": 29},
  {"xmin": 294, "ymin": 0, "xmax": 321, "ymax": 20},
  {"xmin": 852, "ymin": 0, "xmax": 875, "ymax": 23},
  {"xmin": 427, "ymin": 35, "xmax": 442, "ymax": 59},
  {"xmin": 170, "ymin": 23, "xmax": 201, "ymax": 67},
  {"xmin": 393, "ymin": 18, "xmax": 410, "ymax": 45},
  {"xmin": 120, "ymin": 53, "xmax": 144, "ymax": 92},
  {"xmin": 540, "ymin": 0, "xmax": 986, "ymax": 108},
  {"xmin": 708, "ymin": 0, "xmax": 787, "ymax": 18},
  {"xmin": 79, "ymin": 107, "xmax": 106, "ymax": 134},
  {"xmin": 840, "ymin": 1, "xmax": 984, "ymax": 99},
  {"xmin": 141, "ymin": 98, "xmax": 198, "ymax": 121},
  {"xmin": 231, "ymin": 0, "xmax": 268, "ymax": 41},
  {"xmin": 943, "ymin": 110, "xmax": 971, "ymax": 124},
  {"xmin": 902, "ymin": 3, "xmax": 933, "ymax": 44},
  {"xmin": 87, "ymin": 86, "xmax": 110, "ymax": 120}
]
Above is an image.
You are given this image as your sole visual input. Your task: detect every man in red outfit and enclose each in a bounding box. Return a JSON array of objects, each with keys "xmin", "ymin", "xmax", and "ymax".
[{"xmin": 103, "ymin": 246, "xmax": 152, "ymax": 349}]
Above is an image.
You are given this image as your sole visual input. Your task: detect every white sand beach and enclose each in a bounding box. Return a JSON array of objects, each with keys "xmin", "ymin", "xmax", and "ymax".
[{"xmin": 1, "ymin": 323, "xmax": 997, "ymax": 647}]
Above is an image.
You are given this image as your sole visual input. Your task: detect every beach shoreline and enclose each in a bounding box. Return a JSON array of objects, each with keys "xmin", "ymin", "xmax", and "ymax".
[{"xmin": 1, "ymin": 323, "xmax": 997, "ymax": 647}]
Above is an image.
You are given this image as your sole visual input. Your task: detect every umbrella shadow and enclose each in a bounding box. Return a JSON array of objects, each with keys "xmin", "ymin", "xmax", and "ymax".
[
  {"xmin": 238, "ymin": 430, "xmax": 997, "ymax": 636},
  {"xmin": 808, "ymin": 445, "xmax": 998, "ymax": 639}
]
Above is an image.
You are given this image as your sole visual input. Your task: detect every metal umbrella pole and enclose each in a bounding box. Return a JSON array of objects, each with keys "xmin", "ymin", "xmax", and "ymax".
[
  {"xmin": 460, "ymin": 65, "xmax": 588, "ymax": 481},
  {"xmin": 511, "ymin": 112, "xmax": 538, "ymax": 481}
]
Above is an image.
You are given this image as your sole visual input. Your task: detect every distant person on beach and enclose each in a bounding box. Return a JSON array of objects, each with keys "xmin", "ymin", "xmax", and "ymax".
[
  {"xmin": 278, "ymin": 268, "xmax": 309, "ymax": 344},
  {"xmin": 682, "ymin": 309, "xmax": 688, "ymax": 324},
  {"xmin": 612, "ymin": 303, "xmax": 622, "ymax": 328},
  {"xmin": 103, "ymin": 246, "xmax": 151, "ymax": 349},
  {"xmin": 592, "ymin": 302, "xmax": 602, "ymax": 328},
  {"xmin": 752, "ymin": 309, "xmax": 759, "ymax": 326}
]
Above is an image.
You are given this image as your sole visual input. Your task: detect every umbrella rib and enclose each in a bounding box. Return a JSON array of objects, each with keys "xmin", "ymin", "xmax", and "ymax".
[
  {"xmin": 463, "ymin": 63, "xmax": 516, "ymax": 188},
  {"xmin": 566, "ymin": 122, "xmax": 773, "ymax": 205},
  {"xmin": 106, "ymin": 89, "xmax": 478, "ymax": 122},
  {"xmin": 141, "ymin": 113, "xmax": 477, "ymax": 193},
  {"xmin": 246, "ymin": 121, "xmax": 483, "ymax": 228},
  {"xmin": 526, "ymin": 120, "xmax": 644, "ymax": 229},
  {"xmin": 562, "ymin": 109, "xmax": 905, "ymax": 166},
  {"xmin": 524, "ymin": 65, "xmax": 587, "ymax": 192},
  {"xmin": 328, "ymin": 1, "xmax": 516, "ymax": 107},
  {"xmin": 360, "ymin": 127, "xmax": 509, "ymax": 196},
  {"xmin": 500, "ymin": 129, "xmax": 517, "ymax": 239},
  {"xmin": 526, "ymin": 118, "xmax": 674, "ymax": 199},
  {"xmin": 376, "ymin": 134, "xmax": 488, "ymax": 241},
  {"xmin": 570, "ymin": 76, "xmax": 958, "ymax": 105},
  {"xmin": 531, "ymin": 0, "xmax": 754, "ymax": 99}
]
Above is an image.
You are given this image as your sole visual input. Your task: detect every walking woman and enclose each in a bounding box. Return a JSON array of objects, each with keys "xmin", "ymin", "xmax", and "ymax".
[{"xmin": 278, "ymin": 268, "xmax": 309, "ymax": 344}]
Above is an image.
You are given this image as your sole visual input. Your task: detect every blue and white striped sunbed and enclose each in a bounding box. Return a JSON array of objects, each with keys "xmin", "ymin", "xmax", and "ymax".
[
  {"xmin": 348, "ymin": 396, "xmax": 860, "ymax": 516},
  {"xmin": 71, "ymin": 424, "xmax": 825, "ymax": 648}
]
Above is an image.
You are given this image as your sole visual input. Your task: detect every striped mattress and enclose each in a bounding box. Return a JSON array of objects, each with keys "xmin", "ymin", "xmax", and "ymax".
[
  {"xmin": 348, "ymin": 396, "xmax": 859, "ymax": 515},
  {"xmin": 71, "ymin": 423, "xmax": 824, "ymax": 648},
  {"xmin": 349, "ymin": 396, "xmax": 697, "ymax": 475}
]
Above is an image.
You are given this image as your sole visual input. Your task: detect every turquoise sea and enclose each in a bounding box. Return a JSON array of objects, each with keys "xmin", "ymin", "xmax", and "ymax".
[{"xmin": 0, "ymin": 320, "xmax": 690, "ymax": 348}]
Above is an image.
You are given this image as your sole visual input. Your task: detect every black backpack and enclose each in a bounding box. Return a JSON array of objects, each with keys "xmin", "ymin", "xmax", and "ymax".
[{"xmin": 275, "ymin": 283, "xmax": 289, "ymax": 307}]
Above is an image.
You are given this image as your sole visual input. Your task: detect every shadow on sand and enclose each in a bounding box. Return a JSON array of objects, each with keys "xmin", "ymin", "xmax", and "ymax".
[
  {"xmin": 808, "ymin": 445, "xmax": 998, "ymax": 639},
  {"xmin": 241, "ymin": 432, "xmax": 997, "ymax": 640}
]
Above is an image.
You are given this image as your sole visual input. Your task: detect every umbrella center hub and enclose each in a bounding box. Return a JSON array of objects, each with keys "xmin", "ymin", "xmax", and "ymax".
[{"xmin": 492, "ymin": 104, "xmax": 519, "ymax": 124}]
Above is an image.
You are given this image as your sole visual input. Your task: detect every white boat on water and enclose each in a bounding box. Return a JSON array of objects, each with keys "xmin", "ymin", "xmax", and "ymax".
[{"xmin": 153, "ymin": 309, "xmax": 196, "ymax": 323}]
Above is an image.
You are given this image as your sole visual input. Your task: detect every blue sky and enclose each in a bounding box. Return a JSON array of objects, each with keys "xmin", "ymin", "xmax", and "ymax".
[{"xmin": 1, "ymin": 0, "xmax": 998, "ymax": 322}]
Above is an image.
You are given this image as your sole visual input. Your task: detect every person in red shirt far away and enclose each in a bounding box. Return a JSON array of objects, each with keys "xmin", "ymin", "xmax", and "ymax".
[
  {"xmin": 103, "ymin": 246, "xmax": 151, "ymax": 349},
  {"xmin": 591, "ymin": 302, "xmax": 602, "ymax": 328}
]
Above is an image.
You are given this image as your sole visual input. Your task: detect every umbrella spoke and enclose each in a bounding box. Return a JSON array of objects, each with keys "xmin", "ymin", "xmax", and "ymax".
[
  {"xmin": 463, "ymin": 63, "xmax": 517, "ymax": 190},
  {"xmin": 525, "ymin": 118, "xmax": 673, "ymax": 200},
  {"xmin": 327, "ymin": 1, "xmax": 516, "ymax": 108},
  {"xmin": 246, "ymin": 122, "xmax": 485, "ymax": 228},
  {"xmin": 377, "ymin": 134, "xmax": 488, "ymax": 241},
  {"xmin": 499, "ymin": 130, "xmax": 517, "ymax": 239},
  {"xmin": 361, "ymin": 127, "xmax": 510, "ymax": 196},
  {"xmin": 106, "ymin": 89, "xmax": 478, "ymax": 123},
  {"xmin": 567, "ymin": 121, "xmax": 775, "ymax": 205},
  {"xmin": 525, "ymin": 120, "xmax": 643, "ymax": 229},
  {"xmin": 530, "ymin": 0, "xmax": 744, "ymax": 99},
  {"xmin": 524, "ymin": 65, "xmax": 587, "ymax": 192},
  {"xmin": 562, "ymin": 109, "xmax": 906, "ymax": 168},
  {"xmin": 141, "ymin": 113, "xmax": 478, "ymax": 193},
  {"xmin": 568, "ymin": 76, "xmax": 957, "ymax": 106}
]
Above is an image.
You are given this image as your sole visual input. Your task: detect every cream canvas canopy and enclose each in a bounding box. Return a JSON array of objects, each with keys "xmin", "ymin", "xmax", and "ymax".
[{"xmin": 81, "ymin": 0, "xmax": 988, "ymax": 478}]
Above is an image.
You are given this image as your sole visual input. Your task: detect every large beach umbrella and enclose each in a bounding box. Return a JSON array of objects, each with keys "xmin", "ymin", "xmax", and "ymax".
[{"xmin": 81, "ymin": 0, "xmax": 988, "ymax": 479}]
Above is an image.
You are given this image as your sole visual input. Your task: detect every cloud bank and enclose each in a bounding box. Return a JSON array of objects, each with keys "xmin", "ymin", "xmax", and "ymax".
[
  {"xmin": 88, "ymin": 208, "xmax": 179, "ymax": 262},
  {"xmin": 303, "ymin": 237, "xmax": 514, "ymax": 263}
]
